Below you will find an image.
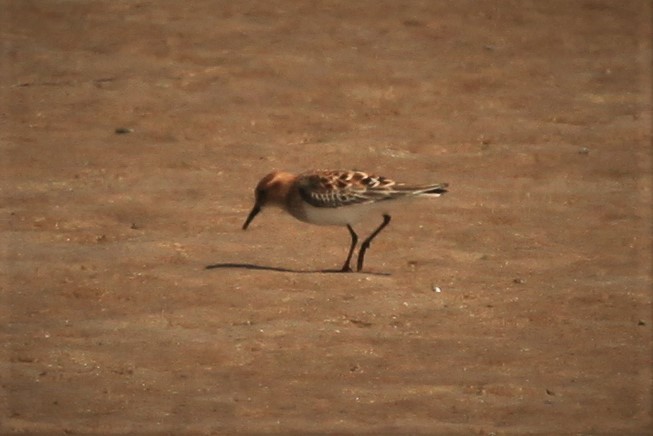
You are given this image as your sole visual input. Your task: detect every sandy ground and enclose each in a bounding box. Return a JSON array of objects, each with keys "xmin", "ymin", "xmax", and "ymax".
[{"xmin": 1, "ymin": 1, "xmax": 652, "ymax": 434}]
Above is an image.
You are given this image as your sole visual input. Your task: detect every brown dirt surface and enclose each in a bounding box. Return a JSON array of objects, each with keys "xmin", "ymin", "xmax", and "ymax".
[{"xmin": 1, "ymin": 1, "xmax": 652, "ymax": 434}]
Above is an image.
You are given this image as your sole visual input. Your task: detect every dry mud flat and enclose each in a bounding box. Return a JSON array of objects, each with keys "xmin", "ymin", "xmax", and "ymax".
[{"xmin": 1, "ymin": 1, "xmax": 652, "ymax": 434}]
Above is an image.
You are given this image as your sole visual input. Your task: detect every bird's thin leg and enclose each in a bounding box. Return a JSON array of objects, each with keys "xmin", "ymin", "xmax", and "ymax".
[
  {"xmin": 357, "ymin": 214, "xmax": 391, "ymax": 272},
  {"xmin": 341, "ymin": 224, "xmax": 358, "ymax": 272}
]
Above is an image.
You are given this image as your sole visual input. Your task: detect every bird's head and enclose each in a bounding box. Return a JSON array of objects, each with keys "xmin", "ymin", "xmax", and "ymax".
[{"xmin": 242, "ymin": 171, "xmax": 295, "ymax": 230}]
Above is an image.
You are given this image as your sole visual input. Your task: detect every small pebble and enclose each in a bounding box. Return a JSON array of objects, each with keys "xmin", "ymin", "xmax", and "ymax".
[
  {"xmin": 513, "ymin": 278, "xmax": 525, "ymax": 284},
  {"xmin": 115, "ymin": 127, "xmax": 133, "ymax": 134},
  {"xmin": 432, "ymin": 285, "xmax": 442, "ymax": 293},
  {"xmin": 578, "ymin": 147, "xmax": 590, "ymax": 155}
]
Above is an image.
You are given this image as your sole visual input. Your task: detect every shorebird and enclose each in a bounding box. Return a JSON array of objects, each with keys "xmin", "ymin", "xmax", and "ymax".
[{"xmin": 243, "ymin": 170, "xmax": 448, "ymax": 272}]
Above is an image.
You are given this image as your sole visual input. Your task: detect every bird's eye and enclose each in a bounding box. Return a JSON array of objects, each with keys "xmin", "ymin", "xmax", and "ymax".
[{"xmin": 256, "ymin": 188, "xmax": 267, "ymax": 200}]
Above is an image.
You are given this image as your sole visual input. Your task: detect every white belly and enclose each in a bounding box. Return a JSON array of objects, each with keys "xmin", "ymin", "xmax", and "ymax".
[{"xmin": 300, "ymin": 202, "xmax": 382, "ymax": 226}]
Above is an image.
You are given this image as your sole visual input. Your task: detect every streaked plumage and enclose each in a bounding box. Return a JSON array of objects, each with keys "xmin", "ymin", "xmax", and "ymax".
[{"xmin": 243, "ymin": 170, "xmax": 448, "ymax": 272}]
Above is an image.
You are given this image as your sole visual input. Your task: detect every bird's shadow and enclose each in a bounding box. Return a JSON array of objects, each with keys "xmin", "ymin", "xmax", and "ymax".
[{"xmin": 205, "ymin": 262, "xmax": 390, "ymax": 276}]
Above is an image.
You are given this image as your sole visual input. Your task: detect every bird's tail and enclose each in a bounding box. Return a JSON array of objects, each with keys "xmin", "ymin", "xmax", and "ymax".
[{"xmin": 411, "ymin": 182, "xmax": 449, "ymax": 196}]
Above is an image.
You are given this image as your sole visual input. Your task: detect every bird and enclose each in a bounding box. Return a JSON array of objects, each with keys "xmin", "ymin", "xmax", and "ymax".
[{"xmin": 242, "ymin": 169, "xmax": 448, "ymax": 272}]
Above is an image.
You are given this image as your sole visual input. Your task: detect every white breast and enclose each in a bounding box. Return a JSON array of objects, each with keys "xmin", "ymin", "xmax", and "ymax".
[{"xmin": 300, "ymin": 202, "xmax": 384, "ymax": 226}]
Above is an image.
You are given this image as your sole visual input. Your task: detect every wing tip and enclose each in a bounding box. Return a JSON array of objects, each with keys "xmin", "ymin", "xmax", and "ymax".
[{"xmin": 424, "ymin": 183, "xmax": 448, "ymax": 195}]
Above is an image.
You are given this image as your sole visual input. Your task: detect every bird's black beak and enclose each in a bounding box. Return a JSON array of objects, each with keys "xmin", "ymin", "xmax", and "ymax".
[{"xmin": 242, "ymin": 204, "xmax": 261, "ymax": 230}]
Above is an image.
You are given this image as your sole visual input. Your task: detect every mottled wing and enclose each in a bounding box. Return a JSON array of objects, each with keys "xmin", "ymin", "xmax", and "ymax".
[{"xmin": 297, "ymin": 171, "xmax": 396, "ymax": 208}]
